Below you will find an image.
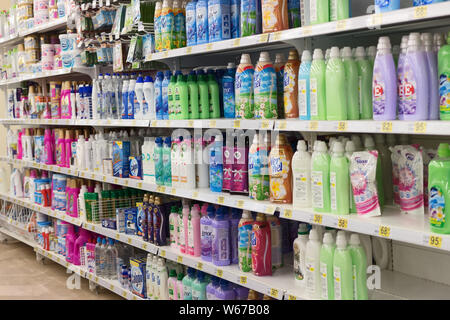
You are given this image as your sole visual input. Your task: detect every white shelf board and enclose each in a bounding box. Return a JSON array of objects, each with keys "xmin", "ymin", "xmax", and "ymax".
[
  {"xmin": 0, "ymin": 226, "xmax": 36, "ymax": 248},
  {"xmin": 18, "ymin": 17, "xmax": 68, "ymax": 37},
  {"xmin": 76, "ymin": 119, "xmax": 150, "ymax": 127},
  {"xmin": 150, "ymin": 119, "xmax": 274, "ymax": 130}
]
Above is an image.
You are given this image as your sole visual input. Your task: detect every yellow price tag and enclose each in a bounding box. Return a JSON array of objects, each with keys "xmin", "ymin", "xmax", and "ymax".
[
  {"xmin": 80, "ymin": 172, "xmax": 85, "ymax": 177},
  {"xmin": 272, "ymin": 32, "xmax": 282, "ymax": 41},
  {"xmin": 160, "ymin": 250, "xmax": 166, "ymax": 257},
  {"xmin": 216, "ymin": 269, "xmax": 223, "ymax": 277},
  {"xmin": 259, "ymin": 33, "xmax": 269, "ymax": 43},
  {"xmin": 132, "ymin": 296, "xmax": 137, "ymax": 300},
  {"xmin": 270, "ymin": 288, "xmax": 278, "ymax": 298},
  {"xmin": 370, "ymin": 13, "xmax": 383, "ymax": 27},
  {"xmin": 137, "ymin": 182, "xmax": 143, "ymax": 189},
  {"xmin": 288, "ymin": 294, "xmax": 297, "ymax": 300},
  {"xmin": 142, "ymin": 243, "xmax": 148, "ymax": 250},
  {"xmin": 92, "ymin": 225, "xmax": 96, "ymax": 231},
  {"xmin": 192, "ymin": 191, "xmax": 199, "ymax": 198},
  {"xmin": 206, "ymin": 43, "xmax": 213, "ymax": 51},
  {"xmin": 102, "ymin": 175, "xmax": 106, "ymax": 182},
  {"xmin": 284, "ymin": 209, "xmax": 292, "ymax": 219},
  {"xmin": 209, "ymin": 120, "xmax": 216, "ymax": 127},
  {"xmin": 336, "ymin": 19, "xmax": 347, "ymax": 30},
  {"xmin": 171, "ymin": 188, "xmax": 176, "ymax": 195},
  {"xmin": 110, "ymin": 284, "xmax": 115, "ymax": 290},
  {"xmin": 379, "ymin": 225, "xmax": 390, "ymax": 238},
  {"xmin": 115, "ymin": 233, "xmax": 120, "ymax": 240},
  {"xmin": 217, "ymin": 196, "xmax": 224, "ymax": 204},
  {"xmin": 122, "ymin": 290, "xmax": 127, "ymax": 297},
  {"xmin": 196, "ymin": 262, "xmax": 203, "ymax": 270},
  {"xmin": 150, "ymin": 120, "xmax": 157, "ymax": 127},
  {"xmin": 303, "ymin": 25, "xmax": 312, "ymax": 36},
  {"xmin": 381, "ymin": 121, "xmax": 393, "ymax": 133},
  {"xmin": 338, "ymin": 218, "xmax": 348, "ymax": 229},
  {"xmin": 186, "ymin": 46, "xmax": 192, "ymax": 54},
  {"xmin": 429, "ymin": 235, "xmax": 442, "ymax": 248},
  {"xmin": 177, "ymin": 256, "xmax": 183, "ymax": 263},
  {"xmin": 233, "ymin": 38, "xmax": 240, "ymax": 47},
  {"xmin": 239, "ymin": 276, "xmax": 247, "ymax": 284},
  {"xmin": 163, "ymin": 51, "xmax": 169, "ymax": 58},
  {"xmin": 313, "ymin": 214, "xmax": 323, "ymax": 225},
  {"xmin": 95, "ymin": 277, "xmax": 99, "ymax": 282},
  {"xmin": 265, "ymin": 206, "xmax": 274, "ymax": 214},
  {"xmin": 158, "ymin": 186, "xmax": 166, "ymax": 193},
  {"xmin": 414, "ymin": 5, "xmax": 427, "ymax": 19},
  {"xmin": 233, "ymin": 120, "xmax": 241, "ymax": 128},
  {"xmin": 414, "ymin": 121, "xmax": 427, "ymax": 133},
  {"xmin": 278, "ymin": 121, "xmax": 287, "ymax": 130},
  {"xmin": 309, "ymin": 121, "xmax": 318, "ymax": 131},
  {"xmin": 261, "ymin": 120, "xmax": 270, "ymax": 129},
  {"xmin": 337, "ymin": 121, "xmax": 347, "ymax": 131},
  {"xmin": 88, "ymin": 274, "xmax": 93, "ymax": 280},
  {"xmin": 165, "ymin": 120, "xmax": 171, "ymax": 127},
  {"xmin": 187, "ymin": 120, "xmax": 194, "ymax": 127},
  {"xmin": 114, "ymin": 178, "xmax": 118, "ymax": 184},
  {"xmin": 236, "ymin": 200, "xmax": 244, "ymax": 208},
  {"xmin": 127, "ymin": 238, "xmax": 132, "ymax": 244}
]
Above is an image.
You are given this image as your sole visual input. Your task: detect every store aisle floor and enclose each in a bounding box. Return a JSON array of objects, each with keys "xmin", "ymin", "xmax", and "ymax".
[{"xmin": 0, "ymin": 240, "xmax": 122, "ymax": 300}]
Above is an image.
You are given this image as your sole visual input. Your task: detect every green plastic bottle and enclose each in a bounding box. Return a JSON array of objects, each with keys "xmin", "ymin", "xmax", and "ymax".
[
  {"xmin": 320, "ymin": 232, "xmax": 335, "ymax": 300},
  {"xmin": 330, "ymin": 141, "xmax": 350, "ymax": 215},
  {"xmin": 345, "ymin": 141, "xmax": 357, "ymax": 214},
  {"xmin": 191, "ymin": 271, "xmax": 208, "ymax": 300},
  {"xmin": 326, "ymin": 47, "xmax": 347, "ymax": 120},
  {"xmin": 429, "ymin": 143, "xmax": 450, "ymax": 234},
  {"xmin": 355, "ymin": 47, "xmax": 373, "ymax": 120},
  {"xmin": 310, "ymin": 0, "xmax": 329, "ymax": 25},
  {"xmin": 168, "ymin": 75, "xmax": 177, "ymax": 120},
  {"xmin": 310, "ymin": 48, "xmax": 327, "ymax": 120},
  {"xmin": 176, "ymin": 74, "xmax": 189, "ymax": 119},
  {"xmin": 312, "ymin": 141, "xmax": 331, "ymax": 213},
  {"xmin": 187, "ymin": 72, "xmax": 199, "ymax": 119},
  {"xmin": 342, "ymin": 47, "xmax": 359, "ymax": 120},
  {"xmin": 349, "ymin": 234, "xmax": 368, "ymax": 300},
  {"xmin": 197, "ymin": 71, "xmax": 210, "ymax": 119},
  {"xmin": 438, "ymin": 32, "xmax": 450, "ymax": 120},
  {"xmin": 207, "ymin": 71, "xmax": 220, "ymax": 119},
  {"xmin": 333, "ymin": 231, "xmax": 353, "ymax": 300},
  {"xmin": 330, "ymin": 0, "xmax": 349, "ymax": 21},
  {"xmin": 182, "ymin": 268, "xmax": 196, "ymax": 300}
]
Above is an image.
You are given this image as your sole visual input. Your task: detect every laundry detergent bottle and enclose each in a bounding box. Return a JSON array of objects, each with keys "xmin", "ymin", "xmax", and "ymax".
[
  {"xmin": 310, "ymin": 48, "xmax": 327, "ymax": 120},
  {"xmin": 342, "ymin": 47, "xmax": 359, "ymax": 120},
  {"xmin": 311, "ymin": 141, "xmax": 331, "ymax": 213},
  {"xmin": 235, "ymin": 53, "xmax": 255, "ymax": 119},
  {"xmin": 326, "ymin": 47, "xmax": 347, "ymax": 120},
  {"xmin": 355, "ymin": 47, "xmax": 373, "ymax": 120},
  {"xmin": 298, "ymin": 50, "xmax": 312, "ymax": 120},
  {"xmin": 438, "ymin": 31, "xmax": 450, "ymax": 120},
  {"xmin": 330, "ymin": 141, "xmax": 350, "ymax": 215},
  {"xmin": 283, "ymin": 49, "xmax": 300, "ymax": 118}
]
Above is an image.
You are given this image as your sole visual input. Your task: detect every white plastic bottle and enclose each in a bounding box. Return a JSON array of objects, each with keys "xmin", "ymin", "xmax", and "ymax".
[
  {"xmin": 293, "ymin": 222, "xmax": 310, "ymax": 286},
  {"xmin": 143, "ymin": 76, "xmax": 156, "ymax": 120},
  {"xmin": 76, "ymin": 135, "xmax": 85, "ymax": 171},
  {"xmin": 292, "ymin": 140, "xmax": 312, "ymax": 208},
  {"xmin": 135, "ymin": 75, "xmax": 145, "ymax": 120},
  {"xmin": 85, "ymin": 137, "xmax": 93, "ymax": 172},
  {"xmin": 180, "ymin": 136, "xmax": 196, "ymax": 189},
  {"xmin": 305, "ymin": 228, "xmax": 321, "ymax": 299},
  {"xmin": 194, "ymin": 133, "xmax": 209, "ymax": 188},
  {"xmin": 78, "ymin": 184, "xmax": 88, "ymax": 221},
  {"xmin": 121, "ymin": 75, "xmax": 130, "ymax": 119},
  {"xmin": 158, "ymin": 258, "xmax": 169, "ymax": 300},
  {"xmin": 146, "ymin": 254, "xmax": 154, "ymax": 298}
]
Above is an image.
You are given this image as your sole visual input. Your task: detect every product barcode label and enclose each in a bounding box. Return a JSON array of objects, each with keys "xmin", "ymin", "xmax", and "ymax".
[
  {"xmin": 337, "ymin": 218, "xmax": 348, "ymax": 229},
  {"xmin": 313, "ymin": 214, "xmax": 323, "ymax": 225},
  {"xmin": 239, "ymin": 276, "xmax": 247, "ymax": 284},
  {"xmin": 216, "ymin": 269, "xmax": 223, "ymax": 277},
  {"xmin": 270, "ymin": 288, "xmax": 278, "ymax": 298}
]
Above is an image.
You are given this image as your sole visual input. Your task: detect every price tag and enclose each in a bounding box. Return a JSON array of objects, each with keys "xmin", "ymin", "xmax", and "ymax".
[
  {"xmin": 272, "ymin": 32, "xmax": 282, "ymax": 41},
  {"xmin": 151, "ymin": 120, "xmax": 157, "ymax": 127},
  {"xmin": 216, "ymin": 269, "xmax": 223, "ymax": 277},
  {"xmin": 88, "ymin": 274, "xmax": 93, "ymax": 280},
  {"xmin": 102, "ymin": 176, "xmax": 107, "ymax": 182},
  {"xmin": 239, "ymin": 276, "xmax": 247, "ymax": 284},
  {"xmin": 313, "ymin": 214, "xmax": 323, "ymax": 225},
  {"xmin": 284, "ymin": 209, "xmax": 292, "ymax": 219},
  {"xmin": 217, "ymin": 196, "xmax": 224, "ymax": 204},
  {"xmin": 206, "ymin": 43, "xmax": 213, "ymax": 51},
  {"xmin": 265, "ymin": 206, "xmax": 274, "ymax": 214},
  {"xmin": 114, "ymin": 178, "xmax": 118, "ymax": 184},
  {"xmin": 192, "ymin": 191, "xmax": 199, "ymax": 198},
  {"xmin": 196, "ymin": 262, "xmax": 203, "ymax": 270},
  {"xmin": 80, "ymin": 172, "xmax": 85, "ymax": 177},
  {"xmin": 233, "ymin": 120, "xmax": 241, "ymax": 128},
  {"xmin": 429, "ymin": 235, "xmax": 442, "ymax": 248},
  {"xmin": 95, "ymin": 277, "xmax": 99, "ymax": 282},
  {"xmin": 336, "ymin": 19, "xmax": 347, "ymax": 31},
  {"xmin": 337, "ymin": 121, "xmax": 347, "ymax": 131},
  {"xmin": 270, "ymin": 288, "xmax": 279, "ymax": 298},
  {"xmin": 165, "ymin": 120, "xmax": 171, "ymax": 127},
  {"xmin": 160, "ymin": 250, "xmax": 166, "ymax": 257},
  {"xmin": 209, "ymin": 120, "xmax": 216, "ymax": 127},
  {"xmin": 233, "ymin": 38, "xmax": 240, "ymax": 47},
  {"xmin": 287, "ymin": 294, "xmax": 297, "ymax": 300},
  {"xmin": 303, "ymin": 25, "xmax": 312, "ymax": 36},
  {"xmin": 127, "ymin": 238, "xmax": 132, "ymax": 244},
  {"xmin": 259, "ymin": 33, "xmax": 269, "ymax": 43},
  {"xmin": 414, "ymin": 5, "xmax": 427, "ymax": 19},
  {"xmin": 187, "ymin": 120, "xmax": 194, "ymax": 127},
  {"xmin": 186, "ymin": 47, "xmax": 192, "ymax": 54},
  {"xmin": 337, "ymin": 218, "xmax": 348, "ymax": 229},
  {"xmin": 141, "ymin": 243, "xmax": 148, "ymax": 250},
  {"xmin": 414, "ymin": 121, "xmax": 427, "ymax": 133},
  {"xmin": 261, "ymin": 120, "xmax": 270, "ymax": 129},
  {"xmin": 171, "ymin": 188, "xmax": 176, "ymax": 195},
  {"xmin": 163, "ymin": 51, "xmax": 169, "ymax": 58},
  {"xmin": 278, "ymin": 121, "xmax": 287, "ymax": 130},
  {"xmin": 236, "ymin": 200, "xmax": 244, "ymax": 208},
  {"xmin": 122, "ymin": 290, "xmax": 127, "ymax": 297},
  {"xmin": 92, "ymin": 225, "xmax": 96, "ymax": 231},
  {"xmin": 370, "ymin": 13, "xmax": 383, "ymax": 27},
  {"xmin": 137, "ymin": 182, "xmax": 143, "ymax": 189},
  {"xmin": 309, "ymin": 121, "xmax": 318, "ymax": 131},
  {"xmin": 110, "ymin": 284, "xmax": 115, "ymax": 290},
  {"xmin": 177, "ymin": 256, "xmax": 183, "ymax": 263},
  {"xmin": 381, "ymin": 121, "xmax": 393, "ymax": 133},
  {"xmin": 132, "ymin": 296, "xmax": 137, "ymax": 300},
  {"xmin": 115, "ymin": 233, "xmax": 120, "ymax": 240},
  {"xmin": 379, "ymin": 225, "xmax": 390, "ymax": 238}
]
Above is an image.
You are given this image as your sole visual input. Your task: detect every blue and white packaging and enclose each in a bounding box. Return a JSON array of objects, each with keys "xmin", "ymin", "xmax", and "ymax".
[
  {"xmin": 208, "ymin": 0, "xmax": 231, "ymax": 42},
  {"xmin": 136, "ymin": 202, "xmax": 144, "ymax": 237},
  {"xmin": 116, "ymin": 208, "xmax": 126, "ymax": 233},
  {"xmin": 129, "ymin": 156, "xmax": 143, "ymax": 180},
  {"xmin": 113, "ymin": 141, "xmax": 131, "ymax": 178},
  {"xmin": 130, "ymin": 258, "xmax": 146, "ymax": 298},
  {"xmin": 125, "ymin": 207, "xmax": 138, "ymax": 235}
]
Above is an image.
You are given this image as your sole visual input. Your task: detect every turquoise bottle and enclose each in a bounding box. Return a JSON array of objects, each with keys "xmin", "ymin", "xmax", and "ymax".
[{"xmin": 298, "ymin": 50, "xmax": 312, "ymax": 120}]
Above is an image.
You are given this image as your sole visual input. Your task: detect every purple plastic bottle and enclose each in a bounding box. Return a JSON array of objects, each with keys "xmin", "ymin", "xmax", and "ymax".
[
  {"xmin": 206, "ymin": 276, "xmax": 220, "ymax": 300},
  {"xmin": 201, "ymin": 204, "xmax": 215, "ymax": 261},
  {"xmin": 230, "ymin": 208, "xmax": 241, "ymax": 264},
  {"xmin": 397, "ymin": 35, "xmax": 409, "ymax": 119},
  {"xmin": 401, "ymin": 33, "xmax": 430, "ymax": 120},
  {"xmin": 212, "ymin": 207, "xmax": 230, "ymax": 266},
  {"xmin": 215, "ymin": 279, "xmax": 236, "ymax": 300},
  {"xmin": 423, "ymin": 32, "xmax": 439, "ymax": 120},
  {"xmin": 233, "ymin": 285, "xmax": 249, "ymax": 300},
  {"xmin": 372, "ymin": 36, "xmax": 397, "ymax": 120},
  {"xmin": 231, "ymin": 133, "xmax": 249, "ymax": 195}
]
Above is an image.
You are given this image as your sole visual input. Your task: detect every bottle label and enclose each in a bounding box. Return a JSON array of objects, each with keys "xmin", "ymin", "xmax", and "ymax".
[
  {"xmin": 223, "ymin": 79, "xmax": 235, "ymax": 118},
  {"xmin": 238, "ymin": 222, "xmax": 253, "ymax": 271},
  {"xmin": 305, "ymin": 257, "xmax": 316, "ymax": 295},
  {"xmin": 309, "ymin": 0, "xmax": 317, "ymax": 22},
  {"xmin": 402, "ymin": 62, "xmax": 417, "ymax": 115},
  {"xmin": 439, "ymin": 73, "xmax": 450, "ymax": 116},
  {"xmin": 310, "ymin": 78, "xmax": 318, "ymax": 117},
  {"xmin": 294, "ymin": 170, "xmax": 308, "ymax": 203},
  {"xmin": 334, "ymin": 266, "xmax": 341, "ymax": 300},
  {"xmin": 186, "ymin": 7, "xmax": 197, "ymax": 46},
  {"xmin": 162, "ymin": 10, "xmax": 174, "ymax": 50},
  {"xmin": 330, "ymin": 172, "xmax": 337, "ymax": 210},
  {"xmin": 208, "ymin": 3, "xmax": 230, "ymax": 42},
  {"xmin": 213, "ymin": 226, "xmax": 230, "ymax": 262},
  {"xmin": 254, "ymin": 63, "xmax": 277, "ymax": 119},
  {"xmin": 430, "ymin": 186, "xmax": 446, "ymax": 228},
  {"xmin": 372, "ymin": 65, "xmax": 386, "ymax": 116},
  {"xmin": 169, "ymin": 216, "xmax": 175, "ymax": 245},
  {"xmin": 358, "ymin": 75, "xmax": 363, "ymax": 115},
  {"xmin": 179, "ymin": 217, "xmax": 185, "ymax": 246},
  {"xmin": 320, "ymin": 262, "xmax": 328, "ymax": 299},
  {"xmin": 196, "ymin": 5, "xmax": 208, "ymax": 43},
  {"xmin": 311, "ymin": 171, "xmax": 324, "ymax": 208},
  {"xmin": 183, "ymin": 286, "xmax": 192, "ymax": 299},
  {"xmin": 192, "ymin": 289, "xmax": 200, "ymax": 300},
  {"xmin": 188, "ymin": 219, "xmax": 194, "ymax": 250},
  {"xmin": 235, "ymin": 67, "xmax": 255, "ymax": 119},
  {"xmin": 201, "ymin": 223, "xmax": 213, "ymax": 257},
  {"xmin": 298, "ymin": 79, "xmax": 307, "ymax": 116},
  {"xmin": 240, "ymin": 0, "xmax": 257, "ymax": 37},
  {"xmin": 230, "ymin": 2, "xmax": 240, "ymax": 38},
  {"xmin": 293, "ymin": 241, "xmax": 303, "ymax": 280}
]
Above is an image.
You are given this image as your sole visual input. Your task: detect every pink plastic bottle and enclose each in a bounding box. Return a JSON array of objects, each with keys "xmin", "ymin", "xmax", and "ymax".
[
  {"xmin": 189, "ymin": 204, "xmax": 201, "ymax": 257},
  {"xmin": 44, "ymin": 129, "xmax": 55, "ymax": 165},
  {"xmin": 67, "ymin": 179, "xmax": 80, "ymax": 218},
  {"xmin": 372, "ymin": 36, "xmax": 397, "ymax": 120},
  {"xmin": 223, "ymin": 132, "xmax": 235, "ymax": 192},
  {"xmin": 231, "ymin": 132, "xmax": 249, "ymax": 195},
  {"xmin": 61, "ymin": 81, "xmax": 72, "ymax": 119},
  {"xmin": 64, "ymin": 130, "xmax": 75, "ymax": 168},
  {"xmin": 65, "ymin": 224, "xmax": 77, "ymax": 263},
  {"xmin": 17, "ymin": 130, "xmax": 23, "ymax": 160},
  {"xmin": 73, "ymin": 228, "xmax": 90, "ymax": 265},
  {"xmin": 56, "ymin": 129, "xmax": 66, "ymax": 167}
]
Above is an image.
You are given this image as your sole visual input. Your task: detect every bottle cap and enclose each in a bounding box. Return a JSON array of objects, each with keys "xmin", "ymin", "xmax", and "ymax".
[
  {"xmin": 329, "ymin": 47, "xmax": 340, "ymax": 59},
  {"xmin": 345, "ymin": 140, "xmax": 356, "ymax": 153},
  {"xmin": 323, "ymin": 232, "xmax": 334, "ymax": 245},
  {"xmin": 298, "ymin": 223, "xmax": 309, "ymax": 235},
  {"xmin": 364, "ymin": 136, "xmax": 375, "ymax": 149},
  {"xmin": 301, "ymin": 50, "xmax": 312, "ymax": 61},
  {"xmin": 314, "ymin": 140, "xmax": 327, "ymax": 152},
  {"xmin": 408, "ymin": 32, "xmax": 423, "ymax": 49},
  {"xmin": 349, "ymin": 233, "xmax": 360, "ymax": 246},
  {"xmin": 312, "ymin": 48, "xmax": 324, "ymax": 60},
  {"xmin": 258, "ymin": 51, "xmax": 271, "ymax": 62},
  {"xmin": 422, "ymin": 33, "xmax": 433, "ymax": 45},
  {"xmin": 297, "ymin": 140, "xmax": 307, "ymax": 152},
  {"xmin": 240, "ymin": 53, "xmax": 252, "ymax": 64},
  {"xmin": 288, "ymin": 49, "xmax": 299, "ymax": 60},
  {"xmin": 342, "ymin": 46, "xmax": 352, "ymax": 58},
  {"xmin": 274, "ymin": 53, "xmax": 285, "ymax": 64},
  {"xmin": 354, "ymin": 46, "xmax": 366, "ymax": 59},
  {"xmin": 309, "ymin": 228, "xmax": 319, "ymax": 241},
  {"xmin": 351, "ymin": 135, "xmax": 362, "ymax": 150},
  {"xmin": 227, "ymin": 62, "xmax": 236, "ymax": 69},
  {"xmin": 336, "ymin": 232, "xmax": 347, "ymax": 249},
  {"xmin": 332, "ymin": 141, "xmax": 344, "ymax": 154},
  {"xmin": 325, "ymin": 48, "xmax": 331, "ymax": 59},
  {"xmin": 377, "ymin": 37, "xmax": 391, "ymax": 50}
]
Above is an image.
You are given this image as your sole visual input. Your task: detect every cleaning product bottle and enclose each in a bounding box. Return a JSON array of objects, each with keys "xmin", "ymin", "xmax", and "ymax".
[
  {"xmin": 235, "ymin": 53, "xmax": 255, "ymax": 119},
  {"xmin": 438, "ymin": 31, "xmax": 450, "ymax": 120},
  {"xmin": 223, "ymin": 63, "xmax": 236, "ymax": 118},
  {"xmin": 293, "ymin": 223, "xmax": 309, "ymax": 285},
  {"xmin": 269, "ymin": 133, "xmax": 293, "ymax": 203},
  {"xmin": 326, "ymin": 47, "xmax": 347, "ymax": 120},
  {"xmin": 251, "ymin": 213, "xmax": 272, "ymax": 276},
  {"xmin": 287, "ymin": 0, "xmax": 300, "ymax": 28},
  {"xmin": 183, "ymin": 267, "xmax": 196, "ymax": 300},
  {"xmin": 197, "ymin": 70, "xmax": 210, "ymax": 119},
  {"xmin": 310, "ymin": 48, "xmax": 327, "ymax": 120},
  {"xmin": 231, "ymin": 132, "xmax": 249, "ymax": 195},
  {"xmin": 178, "ymin": 74, "xmax": 190, "ymax": 119},
  {"xmin": 248, "ymin": 132, "xmax": 270, "ymax": 201},
  {"xmin": 230, "ymin": 208, "xmax": 241, "ymax": 264},
  {"xmin": 305, "ymin": 228, "xmax": 321, "ymax": 298},
  {"xmin": 163, "ymin": 136, "xmax": 172, "ymax": 187},
  {"xmin": 283, "ymin": 49, "xmax": 300, "ymax": 118},
  {"xmin": 364, "ymin": 136, "xmax": 385, "ymax": 208},
  {"xmin": 168, "ymin": 269, "xmax": 177, "ymax": 300},
  {"xmin": 345, "ymin": 141, "xmax": 357, "ymax": 213},
  {"xmin": 154, "ymin": 137, "xmax": 164, "ymax": 185},
  {"xmin": 174, "ymin": 0, "xmax": 186, "ymax": 48},
  {"xmin": 189, "ymin": 204, "xmax": 201, "ymax": 257},
  {"xmin": 155, "ymin": 2, "xmax": 163, "ymax": 51},
  {"xmin": 292, "ymin": 140, "xmax": 312, "ymax": 208},
  {"xmin": 155, "ymin": 72, "xmax": 164, "ymax": 119},
  {"xmin": 208, "ymin": 0, "xmax": 231, "ymax": 42},
  {"xmin": 274, "ymin": 53, "xmax": 286, "ymax": 118},
  {"xmin": 186, "ymin": 0, "xmax": 197, "ymax": 46},
  {"xmin": 187, "ymin": 71, "xmax": 200, "ymax": 119},
  {"xmin": 320, "ymin": 232, "xmax": 336, "ymax": 300},
  {"xmin": 298, "ymin": 50, "xmax": 312, "ymax": 120},
  {"xmin": 230, "ymin": 0, "xmax": 240, "ymax": 38},
  {"xmin": 311, "ymin": 141, "xmax": 331, "ymax": 213},
  {"xmin": 238, "ymin": 209, "xmax": 253, "ymax": 272},
  {"xmin": 192, "ymin": 271, "xmax": 208, "ymax": 300},
  {"xmin": 168, "ymin": 74, "xmax": 177, "ymax": 120},
  {"xmin": 223, "ymin": 131, "xmax": 234, "ymax": 193},
  {"xmin": 127, "ymin": 74, "xmax": 137, "ymax": 119},
  {"xmin": 254, "ymin": 52, "xmax": 277, "ymax": 119},
  {"xmin": 349, "ymin": 233, "xmax": 368, "ymax": 300},
  {"xmin": 372, "ymin": 36, "xmax": 397, "ymax": 120},
  {"xmin": 330, "ymin": 141, "xmax": 350, "ymax": 215},
  {"xmin": 267, "ymin": 214, "xmax": 282, "ymax": 269},
  {"xmin": 309, "ymin": 0, "xmax": 329, "ymax": 24},
  {"xmin": 333, "ymin": 231, "xmax": 353, "ymax": 300},
  {"xmin": 201, "ymin": 205, "xmax": 215, "ymax": 261},
  {"xmin": 330, "ymin": 0, "xmax": 349, "ymax": 21},
  {"xmin": 261, "ymin": 0, "xmax": 289, "ymax": 33},
  {"xmin": 207, "ymin": 71, "xmax": 221, "ymax": 118},
  {"xmin": 354, "ymin": 47, "xmax": 373, "ymax": 120},
  {"xmin": 158, "ymin": 258, "xmax": 169, "ymax": 300},
  {"xmin": 240, "ymin": 0, "xmax": 259, "ymax": 36},
  {"xmin": 210, "ymin": 135, "xmax": 224, "ymax": 192},
  {"xmin": 342, "ymin": 47, "xmax": 359, "ymax": 120},
  {"xmin": 169, "ymin": 206, "xmax": 179, "ymax": 248},
  {"xmin": 375, "ymin": 0, "xmax": 400, "ymax": 13},
  {"xmin": 162, "ymin": 71, "xmax": 171, "ymax": 120},
  {"xmin": 422, "ymin": 33, "xmax": 439, "ymax": 120},
  {"xmin": 135, "ymin": 75, "xmax": 144, "ymax": 120},
  {"xmin": 162, "ymin": 0, "xmax": 175, "ymax": 50},
  {"xmin": 196, "ymin": 0, "xmax": 209, "ymax": 44},
  {"xmin": 212, "ymin": 207, "xmax": 230, "ymax": 266}
]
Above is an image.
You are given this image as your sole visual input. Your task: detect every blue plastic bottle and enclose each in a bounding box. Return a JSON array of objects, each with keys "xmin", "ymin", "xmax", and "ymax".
[
  {"xmin": 163, "ymin": 136, "xmax": 172, "ymax": 186},
  {"xmin": 223, "ymin": 63, "xmax": 236, "ymax": 118},
  {"xmin": 155, "ymin": 72, "xmax": 164, "ymax": 120},
  {"xmin": 298, "ymin": 50, "xmax": 312, "ymax": 120},
  {"xmin": 162, "ymin": 71, "xmax": 171, "ymax": 120},
  {"xmin": 231, "ymin": 0, "xmax": 240, "ymax": 38},
  {"xmin": 414, "ymin": 0, "xmax": 447, "ymax": 6},
  {"xmin": 186, "ymin": 0, "xmax": 197, "ymax": 46},
  {"xmin": 375, "ymin": 0, "xmax": 400, "ymax": 13},
  {"xmin": 128, "ymin": 73, "xmax": 137, "ymax": 119},
  {"xmin": 208, "ymin": 0, "xmax": 231, "ymax": 42},
  {"xmin": 196, "ymin": 0, "xmax": 209, "ymax": 44},
  {"xmin": 210, "ymin": 135, "xmax": 224, "ymax": 193}
]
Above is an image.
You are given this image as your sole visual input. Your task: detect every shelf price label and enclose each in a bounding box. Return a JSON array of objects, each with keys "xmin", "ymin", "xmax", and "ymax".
[
  {"xmin": 283, "ymin": 209, "xmax": 293, "ymax": 219},
  {"xmin": 216, "ymin": 269, "xmax": 223, "ymax": 278},
  {"xmin": 115, "ymin": 233, "xmax": 120, "ymax": 240},
  {"xmin": 171, "ymin": 188, "xmax": 177, "ymax": 195},
  {"xmin": 303, "ymin": 25, "xmax": 312, "ymax": 36},
  {"xmin": 233, "ymin": 38, "xmax": 240, "ymax": 47},
  {"xmin": 269, "ymin": 288, "xmax": 279, "ymax": 298},
  {"xmin": 272, "ymin": 32, "xmax": 282, "ymax": 41},
  {"xmin": 259, "ymin": 33, "xmax": 269, "ymax": 43},
  {"xmin": 337, "ymin": 218, "xmax": 348, "ymax": 229},
  {"xmin": 137, "ymin": 182, "xmax": 143, "ymax": 189},
  {"xmin": 414, "ymin": 121, "xmax": 427, "ymax": 133},
  {"xmin": 177, "ymin": 256, "xmax": 183, "ymax": 263},
  {"xmin": 196, "ymin": 262, "xmax": 203, "ymax": 270},
  {"xmin": 239, "ymin": 276, "xmax": 247, "ymax": 284},
  {"xmin": 378, "ymin": 225, "xmax": 390, "ymax": 238},
  {"xmin": 336, "ymin": 19, "xmax": 347, "ymax": 31},
  {"xmin": 370, "ymin": 13, "xmax": 383, "ymax": 27},
  {"xmin": 265, "ymin": 205, "xmax": 275, "ymax": 214},
  {"xmin": 309, "ymin": 121, "xmax": 318, "ymax": 131},
  {"xmin": 187, "ymin": 120, "xmax": 194, "ymax": 127},
  {"xmin": 233, "ymin": 120, "xmax": 241, "ymax": 128},
  {"xmin": 261, "ymin": 120, "xmax": 270, "ymax": 129},
  {"xmin": 337, "ymin": 121, "xmax": 347, "ymax": 131},
  {"xmin": 109, "ymin": 284, "xmax": 115, "ymax": 290},
  {"xmin": 287, "ymin": 294, "xmax": 297, "ymax": 300},
  {"xmin": 192, "ymin": 191, "xmax": 199, "ymax": 198},
  {"xmin": 381, "ymin": 121, "xmax": 393, "ymax": 133},
  {"xmin": 414, "ymin": 5, "xmax": 427, "ymax": 19},
  {"xmin": 278, "ymin": 120, "xmax": 287, "ymax": 130},
  {"xmin": 185, "ymin": 46, "xmax": 192, "ymax": 54},
  {"xmin": 429, "ymin": 235, "xmax": 442, "ymax": 248},
  {"xmin": 206, "ymin": 43, "xmax": 213, "ymax": 51},
  {"xmin": 122, "ymin": 290, "xmax": 127, "ymax": 298},
  {"xmin": 209, "ymin": 120, "xmax": 216, "ymax": 128},
  {"xmin": 141, "ymin": 243, "xmax": 148, "ymax": 250},
  {"xmin": 236, "ymin": 200, "xmax": 244, "ymax": 208},
  {"xmin": 127, "ymin": 238, "xmax": 132, "ymax": 244},
  {"xmin": 160, "ymin": 250, "xmax": 166, "ymax": 257},
  {"xmin": 313, "ymin": 214, "xmax": 323, "ymax": 225},
  {"xmin": 217, "ymin": 196, "xmax": 225, "ymax": 204}
]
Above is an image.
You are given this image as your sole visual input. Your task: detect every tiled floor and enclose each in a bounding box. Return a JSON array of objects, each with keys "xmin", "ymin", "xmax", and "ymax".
[{"xmin": 0, "ymin": 240, "xmax": 122, "ymax": 300}]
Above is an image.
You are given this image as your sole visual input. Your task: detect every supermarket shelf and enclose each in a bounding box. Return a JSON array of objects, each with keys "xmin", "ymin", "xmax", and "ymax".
[
  {"xmin": 0, "ymin": 67, "xmax": 96, "ymax": 86},
  {"xmin": 76, "ymin": 119, "xmax": 150, "ymax": 127},
  {"xmin": 19, "ymin": 17, "xmax": 68, "ymax": 37},
  {"xmin": 0, "ymin": 225, "xmax": 36, "ymax": 247},
  {"xmin": 0, "ymin": 215, "xmax": 30, "ymax": 232},
  {"xmin": 145, "ymin": 3, "xmax": 450, "ymax": 63},
  {"xmin": 0, "ymin": 33, "xmax": 19, "ymax": 47},
  {"xmin": 0, "ymin": 119, "xmax": 76, "ymax": 126},
  {"xmin": 149, "ymin": 119, "xmax": 274, "ymax": 130},
  {"xmin": 0, "ymin": 157, "xmax": 79, "ymax": 177},
  {"xmin": 35, "ymin": 246, "xmax": 85, "ymax": 277}
]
